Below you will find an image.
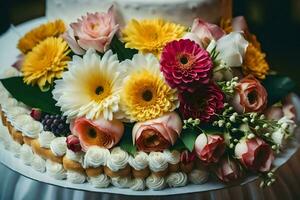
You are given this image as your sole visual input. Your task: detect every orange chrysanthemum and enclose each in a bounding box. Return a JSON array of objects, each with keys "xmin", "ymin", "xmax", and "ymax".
[
  {"xmin": 18, "ymin": 20, "xmax": 66, "ymax": 54},
  {"xmin": 242, "ymin": 43, "xmax": 269, "ymax": 79}
]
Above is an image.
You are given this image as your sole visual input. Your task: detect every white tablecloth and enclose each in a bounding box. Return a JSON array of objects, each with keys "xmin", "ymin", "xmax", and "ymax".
[{"xmin": 1, "ymin": 148, "xmax": 300, "ymax": 200}]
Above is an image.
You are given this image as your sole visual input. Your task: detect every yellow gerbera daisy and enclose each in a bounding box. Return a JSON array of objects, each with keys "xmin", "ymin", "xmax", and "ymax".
[
  {"xmin": 122, "ymin": 19, "xmax": 186, "ymax": 56},
  {"xmin": 242, "ymin": 43, "xmax": 269, "ymax": 79},
  {"xmin": 53, "ymin": 49, "xmax": 125, "ymax": 121},
  {"xmin": 120, "ymin": 53, "xmax": 179, "ymax": 122},
  {"xmin": 22, "ymin": 37, "xmax": 71, "ymax": 90},
  {"xmin": 18, "ymin": 19, "xmax": 66, "ymax": 54}
]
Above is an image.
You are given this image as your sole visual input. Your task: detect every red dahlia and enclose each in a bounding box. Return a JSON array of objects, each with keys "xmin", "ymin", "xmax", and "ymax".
[
  {"xmin": 160, "ymin": 39, "xmax": 213, "ymax": 92},
  {"xmin": 179, "ymin": 82, "xmax": 224, "ymax": 122}
]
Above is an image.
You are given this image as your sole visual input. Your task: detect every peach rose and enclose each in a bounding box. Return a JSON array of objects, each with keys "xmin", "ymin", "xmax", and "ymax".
[
  {"xmin": 195, "ymin": 133, "xmax": 225, "ymax": 164},
  {"xmin": 63, "ymin": 6, "xmax": 119, "ymax": 55},
  {"xmin": 132, "ymin": 112, "xmax": 182, "ymax": 152},
  {"xmin": 232, "ymin": 75, "xmax": 268, "ymax": 113},
  {"xmin": 235, "ymin": 137, "xmax": 274, "ymax": 172},
  {"xmin": 71, "ymin": 117, "xmax": 124, "ymax": 152}
]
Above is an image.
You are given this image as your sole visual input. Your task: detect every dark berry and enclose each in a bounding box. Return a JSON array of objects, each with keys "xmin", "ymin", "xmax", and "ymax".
[
  {"xmin": 30, "ymin": 109, "xmax": 43, "ymax": 121},
  {"xmin": 40, "ymin": 113, "xmax": 70, "ymax": 137}
]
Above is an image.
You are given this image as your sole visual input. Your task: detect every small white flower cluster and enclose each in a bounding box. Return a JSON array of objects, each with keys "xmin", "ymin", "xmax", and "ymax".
[
  {"xmin": 217, "ymin": 77, "xmax": 239, "ymax": 95},
  {"xmin": 183, "ymin": 118, "xmax": 201, "ymax": 129}
]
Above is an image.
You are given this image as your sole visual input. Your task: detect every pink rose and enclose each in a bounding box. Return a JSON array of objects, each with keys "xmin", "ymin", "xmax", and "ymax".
[
  {"xmin": 195, "ymin": 133, "xmax": 225, "ymax": 164},
  {"xmin": 132, "ymin": 112, "xmax": 182, "ymax": 152},
  {"xmin": 66, "ymin": 135, "xmax": 82, "ymax": 152},
  {"xmin": 63, "ymin": 6, "xmax": 119, "ymax": 55},
  {"xmin": 232, "ymin": 75, "xmax": 268, "ymax": 113},
  {"xmin": 184, "ymin": 18, "xmax": 225, "ymax": 47},
  {"xmin": 71, "ymin": 117, "xmax": 124, "ymax": 152},
  {"xmin": 235, "ymin": 137, "xmax": 274, "ymax": 172},
  {"xmin": 215, "ymin": 157, "xmax": 242, "ymax": 182}
]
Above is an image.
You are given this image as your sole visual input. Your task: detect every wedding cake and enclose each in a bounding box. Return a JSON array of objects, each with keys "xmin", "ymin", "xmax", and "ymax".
[
  {"xmin": 0, "ymin": 0, "xmax": 298, "ymax": 193},
  {"xmin": 46, "ymin": 0, "xmax": 225, "ymax": 26}
]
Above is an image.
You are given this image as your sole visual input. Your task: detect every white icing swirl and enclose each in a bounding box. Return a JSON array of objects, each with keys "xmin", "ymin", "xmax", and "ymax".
[
  {"xmin": 6, "ymin": 107, "xmax": 29, "ymax": 122},
  {"xmin": 88, "ymin": 174, "xmax": 111, "ymax": 188},
  {"xmin": 20, "ymin": 144, "xmax": 34, "ymax": 165},
  {"xmin": 107, "ymin": 147, "xmax": 129, "ymax": 172},
  {"xmin": 148, "ymin": 152, "xmax": 168, "ymax": 172},
  {"xmin": 129, "ymin": 151, "xmax": 148, "ymax": 170},
  {"xmin": 0, "ymin": 87, "xmax": 10, "ymax": 104},
  {"xmin": 39, "ymin": 131, "xmax": 56, "ymax": 148},
  {"xmin": 130, "ymin": 178, "xmax": 146, "ymax": 191},
  {"xmin": 166, "ymin": 172, "xmax": 188, "ymax": 187},
  {"xmin": 83, "ymin": 146, "xmax": 109, "ymax": 168},
  {"xmin": 111, "ymin": 177, "xmax": 133, "ymax": 188},
  {"xmin": 10, "ymin": 141, "xmax": 21, "ymax": 158},
  {"xmin": 32, "ymin": 155, "xmax": 46, "ymax": 173},
  {"xmin": 50, "ymin": 137, "xmax": 67, "ymax": 156},
  {"xmin": 22, "ymin": 121, "xmax": 43, "ymax": 138},
  {"xmin": 188, "ymin": 169, "xmax": 209, "ymax": 184},
  {"xmin": 67, "ymin": 171, "xmax": 86, "ymax": 184},
  {"xmin": 66, "ymin": 149, "xmax": 84, "ymax": 163},
  {"xmin": 12, "ymin": 114, "xmax": 34, "ymax": 131},
  {"xmin": 1, "ymin": 98, "xmax": 18, "ymax": 112},
  {"xmin": 46, "ymin": 159, "xmax": 67, "ymax": 180},
  {"xmin": 146, "ymin": 174, "xmax": 166, "ymax": 190},
  {"xmin": 164, "ymin": 150, "xmax": 180, "ymax": 165}
]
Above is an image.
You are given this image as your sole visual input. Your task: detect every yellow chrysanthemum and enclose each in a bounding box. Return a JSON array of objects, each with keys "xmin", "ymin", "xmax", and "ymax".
[
  {"xmin": 22, "ymin": 37, "xmax": 71, "ymax": 90},
  {"xmin": 122, "ymin": 19, "xmax": 186, "ymax": 56},
  {"xmin": 120, "ymin": 53, "xmax": 179, "ymax": 122},
  {"xmin": 18, "ymin": 19, "xmax": 66, "ymax": 54},
  {"xmin": 242, "ymin": 43, "xmax": 269, "ymax": 79}
]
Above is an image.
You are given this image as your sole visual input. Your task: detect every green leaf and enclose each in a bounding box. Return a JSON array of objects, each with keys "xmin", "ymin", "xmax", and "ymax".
[
  {"xmin": 262, "ymin": 75, "xmax": 297, "ymax": 105},
  {"xmin": 119, "ymin": 123, "xmax": 137, "ymax": 155},
  {"xmin": 180, "ymin": 128, "xmax": 198, "ymax": 152},
  {"xmin": 0, "ymin": 77, "xmax": 61, "ymax": 114},
  {"xmin": 170, "ymin": 139, "xmax": 186, "ymax": 151},
  {"xmin": 110, "ymin": 36, "xmax": 138, "ymax": 61}
]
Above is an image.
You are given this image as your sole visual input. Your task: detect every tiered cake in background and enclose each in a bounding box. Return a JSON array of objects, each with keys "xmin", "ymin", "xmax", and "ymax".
[{"xmin": 0, "ymin": 0, "xmax": 298, "ymax": 192}]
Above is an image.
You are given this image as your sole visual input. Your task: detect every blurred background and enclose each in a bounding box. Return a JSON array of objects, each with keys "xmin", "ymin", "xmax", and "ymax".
[{"xmin": 0, "ymin": 0, "xmax": 299, "ymax": 85}]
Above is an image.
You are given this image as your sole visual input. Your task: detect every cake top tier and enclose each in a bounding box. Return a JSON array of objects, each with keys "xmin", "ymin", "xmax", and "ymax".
[{"xmin": 46, "ymin": 0, "xmax": 226, "ymax": 26}]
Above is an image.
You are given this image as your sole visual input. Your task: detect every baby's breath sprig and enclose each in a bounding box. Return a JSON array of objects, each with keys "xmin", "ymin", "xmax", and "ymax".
[
  {"xmin": 259, "ymin": 169, "xmax": 277, "ymax": 188},
  {"xmin": 183, "ymin": 118, "xmax": 201, "ymax": 129},
  {"xmin": 216, "ymin": 77, "xmax": 239, "ymax": 96}
]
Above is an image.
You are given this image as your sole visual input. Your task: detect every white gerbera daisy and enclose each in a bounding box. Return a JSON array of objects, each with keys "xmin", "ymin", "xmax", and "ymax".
[{"xmin": 53, "ymin": 49, "xmax": 124, "ymax": 120}]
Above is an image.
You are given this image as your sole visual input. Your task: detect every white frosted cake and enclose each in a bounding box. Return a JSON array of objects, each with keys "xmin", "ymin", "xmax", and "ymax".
[{"xmin": 46, "ymin": 0, "xmax": 224, "ymax": 26}]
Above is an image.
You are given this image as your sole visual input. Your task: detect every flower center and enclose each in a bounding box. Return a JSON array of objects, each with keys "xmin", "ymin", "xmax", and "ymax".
[
  {"xmin": 177, "ymin": 54, "xmax": 193, "ymax": 70},
  {"xmin": 88, "ymin": 128, "xmax": 97, "ymax": 138},
  {"xmin": 248, "ymin": 91, "xmax": 257, "ymax": 104},
  {"xmin": 142, "ymin": 90, "xmax": 153, "ymax": 102},
  {"xmin": 180, "ymin": 56, "xmax": 189, "ymax": 65},
  {"xmin": 95, "ymin": 86, "xmax": 104, "ymax": 95}
]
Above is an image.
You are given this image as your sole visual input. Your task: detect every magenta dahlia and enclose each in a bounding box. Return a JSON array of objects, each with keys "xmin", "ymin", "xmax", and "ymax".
[
  {"xmin": 179, "ymin": 82, "xmax": 224, "ymax": 122},
  {"xmin": 160, "ymin": 39, "xmax": 213, "ymax": 92}
]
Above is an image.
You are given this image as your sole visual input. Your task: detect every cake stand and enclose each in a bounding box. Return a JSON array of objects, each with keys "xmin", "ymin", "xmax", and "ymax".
[{"xmin": 0, "ymin": 18, "xmax": 300, "ymax": 200}]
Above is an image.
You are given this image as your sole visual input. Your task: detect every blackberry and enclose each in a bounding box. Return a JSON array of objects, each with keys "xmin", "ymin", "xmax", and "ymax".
[{"xmin": 41, "ymin": 114, "xmax": 70, "ymax": 137}]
